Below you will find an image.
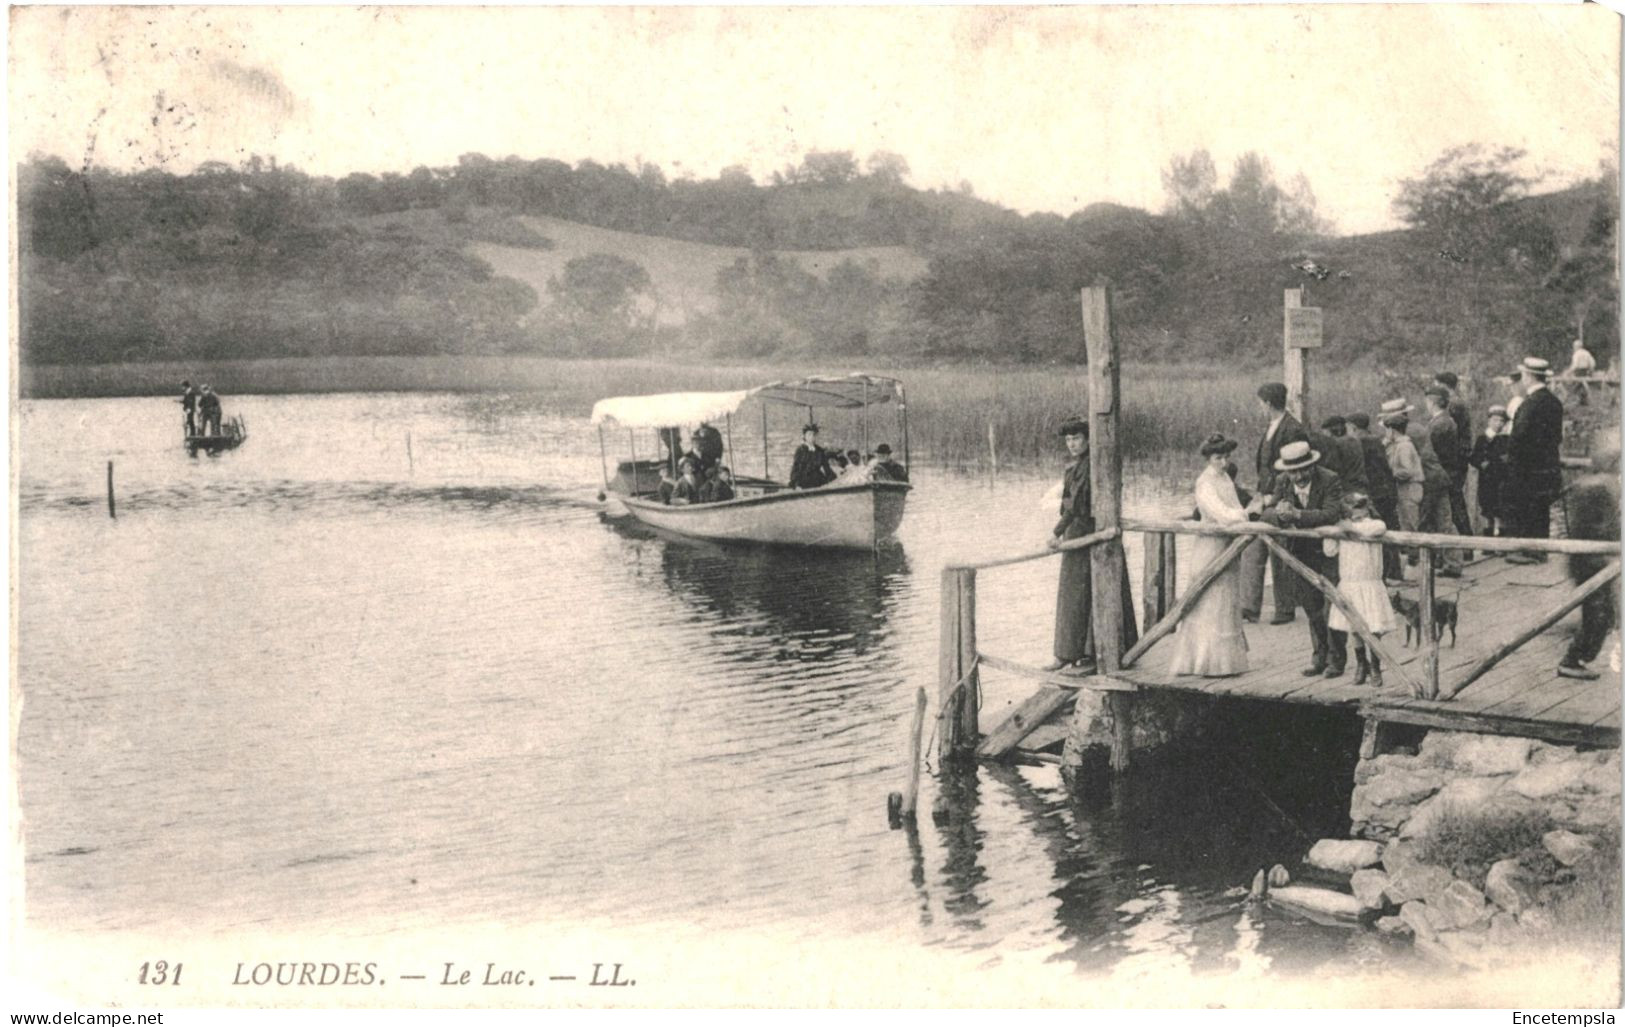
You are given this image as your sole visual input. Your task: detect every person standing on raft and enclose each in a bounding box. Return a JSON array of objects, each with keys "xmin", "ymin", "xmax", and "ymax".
[{"xmin": 1043, "ymin": 417, "xmax": 1138, "ymax": 674}]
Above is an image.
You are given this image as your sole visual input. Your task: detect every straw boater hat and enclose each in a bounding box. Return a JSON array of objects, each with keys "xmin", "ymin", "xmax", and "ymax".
[
  {"xmin": 1488, "ymin": 404, "xmax": 1509, "ymax": 419},
  {"xmin": 1199, "ymin": 432, "xmax": 1238, "ymax": 457},
  {"xmin": 1377, "ymin": 398, "xmax": 1414, "ymax": 419},
  {"xmin": 1518, "ymin": 356, "xmax": 1553, "ymax": 379},
  {"xmin": 1274, "ymin": 439, "xmax": 1321, "ymax": 472}
]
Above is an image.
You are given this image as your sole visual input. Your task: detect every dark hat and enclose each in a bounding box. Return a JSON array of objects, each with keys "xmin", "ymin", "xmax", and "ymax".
[
  {"xmin": 1257, "ymin": 382, "xmax": 1288, "ymax": 408},
  {"xmin": 679, "ymin": 457, "xmax": 699, "ymax": 471},
  {"xmin": 875, "ymin": 443, "xmax": 893, "ymax": 455},
  {"xmin": 1058, "ymin": 417, "xmax": 1088, "ymax": 439},
  {"xmin": 1423, "ymin": 385, "xmax": 1450, "ymax": 403},
  {"xmin": 181, "ymin": 379, "xmax": 191, "ymax": 387},
  {"xmin": 846, "ymin": 449, "xmax": 861, "ymax": 462},
  {"xmin": 1319, "ymin": 415, "xmax": 1347, "ymax": 431},
  {"xmin": 1433, "ymin": 371, "xmax": 1459, "ymax": 389},
  {"xmin": 1199, "ymin": 432, "xmax": 1238, "ymax": 457},
  {"xmin": 802, "ymin": 423, "xmax": 820, "ymax": 434},
  {"xmin": 1273, "ymin": 440, "xmax": 1321, "ymax": 471},
  {"xmin": 1347, "ymin": 413, "xmax": 1371, "ymax": 430}
]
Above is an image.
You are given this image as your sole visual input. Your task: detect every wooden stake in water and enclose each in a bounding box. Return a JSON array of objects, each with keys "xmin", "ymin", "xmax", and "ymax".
[
  {"xmin": 406, "ymin": 431, "xmax": 414, "ymax": 476},
  {"xmin": 987, "ymin": 421, "xmax": 998, "ymax": 481},
  {"xmin": 106, "ymin": 460, "xmax": 116, "ymax": 519},
  {"xmin": 903, "ymin": 686, "xmax": 928, "ymax": 818}
]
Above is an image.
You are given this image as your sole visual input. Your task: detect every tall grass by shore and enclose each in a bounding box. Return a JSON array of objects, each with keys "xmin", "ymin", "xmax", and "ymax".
[{"xmin": 21, "ymin": 355, "xmax": 1518, "ymax": 466}]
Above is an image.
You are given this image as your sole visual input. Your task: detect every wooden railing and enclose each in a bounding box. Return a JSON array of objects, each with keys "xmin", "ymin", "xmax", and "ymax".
[{"xmin": 937, "ymin": 520, "xmax": 1620, "ymax": 762}]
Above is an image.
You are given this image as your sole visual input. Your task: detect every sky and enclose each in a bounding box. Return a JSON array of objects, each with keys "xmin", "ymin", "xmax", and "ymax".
[{"xmin": 9, "ymin": 5, "xmax": 1620, "ymax": 234}]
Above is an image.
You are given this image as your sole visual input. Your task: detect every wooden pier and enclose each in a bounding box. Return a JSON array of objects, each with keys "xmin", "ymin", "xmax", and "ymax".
[{"xmin": 933, "ymin": 285, "xmax": 1621, "ymax": 777}]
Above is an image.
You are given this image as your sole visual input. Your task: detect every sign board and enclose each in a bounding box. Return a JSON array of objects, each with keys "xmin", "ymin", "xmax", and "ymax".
[{"xmin": 1287, "ymin": 306, "xmax": 1323, "ymax": 348}]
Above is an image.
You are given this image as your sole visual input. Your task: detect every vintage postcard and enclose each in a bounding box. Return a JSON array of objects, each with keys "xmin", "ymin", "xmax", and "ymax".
[{"xmin": 9, "ymin": 4, "xmax": 1622, "ymax": 1013}]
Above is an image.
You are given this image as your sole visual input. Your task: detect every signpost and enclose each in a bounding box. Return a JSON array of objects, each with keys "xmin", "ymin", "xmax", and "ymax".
[{"xmin": 1283, "ymin": 288, "xmax": 1323, "ymax": 423}]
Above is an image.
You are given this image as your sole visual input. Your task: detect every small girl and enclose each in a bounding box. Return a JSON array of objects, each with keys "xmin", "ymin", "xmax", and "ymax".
[{"xmin": 1323, "ymin": 492, "xmax": 1398, "ymax": 686}]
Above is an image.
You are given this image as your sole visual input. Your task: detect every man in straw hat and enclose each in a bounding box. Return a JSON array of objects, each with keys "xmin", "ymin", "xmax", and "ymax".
[
  {"xmin": 1259, "ymin": 439, "xmax": 1347, "ymax": 676},
  {"xmin": 1505, "ymin": 357, "xmax": 1565, "ymax": 563},
  {"xmin": 1241, "ymin": 382, "xmax": 1309, "ymax": 625}
]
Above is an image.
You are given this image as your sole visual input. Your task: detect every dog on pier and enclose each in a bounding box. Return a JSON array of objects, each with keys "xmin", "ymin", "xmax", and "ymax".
[{"xmin": 1388, "ymin": 589, "xmax": 1458, "ymax": 648}]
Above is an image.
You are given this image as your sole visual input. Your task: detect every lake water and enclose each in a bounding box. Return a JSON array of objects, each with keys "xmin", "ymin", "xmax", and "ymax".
[{"xmin": 17, "ymin": 392, "xmax": 1388, "ymax": 994}]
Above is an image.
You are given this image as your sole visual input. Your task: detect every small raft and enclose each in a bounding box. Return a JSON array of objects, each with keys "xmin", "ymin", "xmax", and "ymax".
[{"xmin": 186, "ymin": 416, "xmax": 248, "ymax": 456}]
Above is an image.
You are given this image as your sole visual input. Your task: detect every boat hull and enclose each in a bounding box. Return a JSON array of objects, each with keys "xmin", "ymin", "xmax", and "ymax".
[{"xmin": 622, "ymin": 482, "xmax": 909, "ymax": 549}]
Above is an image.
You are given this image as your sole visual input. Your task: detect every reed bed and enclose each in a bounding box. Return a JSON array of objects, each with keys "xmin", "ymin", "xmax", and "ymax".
[{"xmin": 23, "ymin": 355, "xmax": 1514, "ymax": 464}]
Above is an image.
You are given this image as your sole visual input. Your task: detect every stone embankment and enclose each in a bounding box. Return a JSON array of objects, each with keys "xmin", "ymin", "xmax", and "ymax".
[{"xmin": 1263, "ymin": 730, "xmax": 1620, "ymax": 967}]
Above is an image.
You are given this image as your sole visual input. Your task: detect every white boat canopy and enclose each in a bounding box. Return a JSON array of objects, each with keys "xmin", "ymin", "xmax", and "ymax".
[{"xmin": 591, "ymin": 374, "xmax": 904, "ymax": 429}]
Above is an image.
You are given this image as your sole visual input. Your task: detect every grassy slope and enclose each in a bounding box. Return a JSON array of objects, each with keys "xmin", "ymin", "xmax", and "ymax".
[{"xmin": 372, "ymin": 208, "xmax": 930, "ymax": 325}]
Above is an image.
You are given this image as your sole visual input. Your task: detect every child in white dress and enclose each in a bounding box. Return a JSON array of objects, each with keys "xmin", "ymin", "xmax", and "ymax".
[{"xmin": 1323, "ymin": 492, "xmax": 1398, "ymax": 686}]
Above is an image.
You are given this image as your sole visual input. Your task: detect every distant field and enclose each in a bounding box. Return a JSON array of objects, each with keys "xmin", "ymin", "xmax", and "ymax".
[
  {"xmin": 25, "ymin": 354, "xmax": 1520, "ymax": 466},
  {"xmin": 372, "ymin": 208, "xmax": 931, "ymax": 325}
]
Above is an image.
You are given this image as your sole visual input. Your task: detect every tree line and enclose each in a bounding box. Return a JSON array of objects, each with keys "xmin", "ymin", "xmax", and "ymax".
[{"xmin": 16, "ymin": 144, "xmax": 1617, "ymax": 372}]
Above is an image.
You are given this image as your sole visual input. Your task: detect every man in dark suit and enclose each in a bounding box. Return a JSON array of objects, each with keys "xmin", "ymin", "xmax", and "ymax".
[
  {"xmin": 1557, "ymin": 436, "xmax": 1620, "ymax": 679},
  {"xmin": 1424, "ymin": 385, "xmax": 1469, "ymax": 571},
  {"xmin": 788, "ymin": 424, "xmax": 835, "ymax": 489},
  {"xmin": 1318, "ymin": 416, "xmax": 1368, "ymax": 493},
  {"xmin": 1241, "ymin": 382, "xmax": 1309, "ymax": 624},
  {"xmin": 1260, "ymin": 440, "xmax": 1347, "ymax": 676},
  {"xmin": 1506, "ymin": 358, "xmax": 1565, "ymax": 564},
  {"xmin": 872, "ymin": 443, "xmax": 908, "ymax": 483}
]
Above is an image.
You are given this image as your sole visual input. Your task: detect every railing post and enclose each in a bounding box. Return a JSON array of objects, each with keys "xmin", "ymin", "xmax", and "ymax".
[
  {"xmin": 1083, "ymin": 284, "xmax": 1133, "ymax": 774},
  {"xmin": 1419, "ymin": 547, "xmax": 1439, "ymax": 699},
  {"xmin": 1162, "ymin": 532, "xmax": 1178, "ymax": 606},
  {"xmin": 1142, "ymin": 531, "xmax": 1167, "ymax": 628},
  {"xmin": 957, "ymin": 569, "xmax": 980, "ymax": 748}
]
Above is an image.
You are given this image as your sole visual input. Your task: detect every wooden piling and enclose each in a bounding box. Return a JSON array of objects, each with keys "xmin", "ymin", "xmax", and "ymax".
[
  {"xmin": 406, "ymin": 430, "xmax": 414, "ymax": 476},
  {"xmin": 1082, "ymin": 285, "xmax": 1133, "ymax": 774},
  {"xmin": 957, "ymin": 570, "xmax": 980, "ymax": 748},
  {"xmin": 106, "ymin": 460, "xmax": 115, "ymax": 519},
  {"xmin": 1142, "ymin": 531, "xmax": 1167, "ymax": 628},
  {"xmin": 903, "ymin": 686, "xmax": 928, "ymax": 818},
  {"xmin": 1284, "ymin": 287, "xmax": 1309, "ymax": 424},
  {"xmin": 987, "ymin": 421, "xmax": 999, "ymax": 480},
  {"xmin": 937, "ymin": 568, "xmax": 963, "ymax": 761}
]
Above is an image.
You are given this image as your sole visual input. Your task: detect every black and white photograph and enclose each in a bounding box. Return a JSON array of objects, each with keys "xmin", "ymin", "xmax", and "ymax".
[{"xmin": 9, "ymin": 4, "xmax": 1623, "ymax": 1011}]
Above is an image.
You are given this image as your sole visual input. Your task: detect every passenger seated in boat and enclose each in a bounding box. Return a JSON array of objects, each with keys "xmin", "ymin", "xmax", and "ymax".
[
  {"xmin": 702, "ymin": 465, "xmax": 736, "ymax": 502},
  {"xmin": 789, "ymin": 424, "xmax": 835, "ymax": 489},
  {"xmin": 657, "ymin": 465, "xmax": 677, "ymax": 505},
  {"xmin": 692, "ymin": 422, "xmax": 724, "ymax": 473},
  {"xmin": 671, "ymin": 459, "xmax": 703, "ymax": 505},
  {"xmin": 835, "ymin": 449, "xmax": 872, "ymax": 484},
  {"xmin": 872, "ymin": 443, "xmax": 907, "ymax": 482},
  {"xmin": 658, "ymin": 427, "xmax": 684, "ymax": 474}
]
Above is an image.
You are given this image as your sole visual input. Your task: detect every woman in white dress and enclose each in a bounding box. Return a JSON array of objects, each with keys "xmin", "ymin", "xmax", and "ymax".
[
  {"xmin": 1323, "ymin": 492, "xmax": 1399, "ymax": 686},
  {"xmin": 1169, "ymin": 434, "xmax": 1259, "ymax": 677}
]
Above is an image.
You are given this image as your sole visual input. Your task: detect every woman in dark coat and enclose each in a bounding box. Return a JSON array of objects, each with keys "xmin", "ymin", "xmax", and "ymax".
[{"xmin": 1044, "ymin": 418, "xmax": 1139, "ymax": 672}]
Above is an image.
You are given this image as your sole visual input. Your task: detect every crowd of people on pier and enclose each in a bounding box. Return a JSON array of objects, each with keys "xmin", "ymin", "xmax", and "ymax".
[{"xmin": 1045, "ymin": 350, "xmax": 1617, "ymax": 687}]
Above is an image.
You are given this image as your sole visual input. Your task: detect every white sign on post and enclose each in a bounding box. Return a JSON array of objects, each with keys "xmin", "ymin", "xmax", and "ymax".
[{"xmin": 1287, "ymin": 306, "xmax": 1323, "ymax": 348}]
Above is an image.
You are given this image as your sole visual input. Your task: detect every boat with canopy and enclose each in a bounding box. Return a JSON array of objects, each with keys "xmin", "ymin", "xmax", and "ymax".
[{"xmin": 591, "ymin": 374, "xmax": 911, "ymax": 549}]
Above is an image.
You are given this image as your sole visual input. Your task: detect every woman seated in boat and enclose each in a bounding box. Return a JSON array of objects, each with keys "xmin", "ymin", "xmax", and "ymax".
[
  {"xmin": 788, "ymin": 424, "xmax": 835, "ymax": 489},
  {"xmin": 670, "ymin": 459, "xmax": 703, "ymax": 505},
  {"xmin": 834, "ymin": 449, "xmax": 873, "ymax": 484}
]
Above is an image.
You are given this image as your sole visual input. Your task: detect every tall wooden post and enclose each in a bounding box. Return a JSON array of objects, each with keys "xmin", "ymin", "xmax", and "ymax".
[
  {"xmin": 937, "ymin": 567, "xmax": 980, "ymax": 760},
  {"xmin": 1284, "ymin": 287, "xmax": 1308, "ymax": 425},
  {"xmin": 1082, "ymin": 286, "xmax": 1133, "ymax": 774}
]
